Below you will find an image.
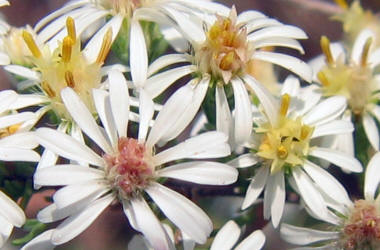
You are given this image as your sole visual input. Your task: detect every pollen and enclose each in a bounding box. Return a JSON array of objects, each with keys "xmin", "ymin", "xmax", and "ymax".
[
  {"xmin": 96, "ymin": 28, "xmax": 113, "ymax": 65},
  {"xmin": 22, "ymin": 30, "xmax": 41, "ymax": 58},
  {"xmin": 320, "ymin": 36, "xmax": 334, "ymax": 65},
  {"xmin": 279, "ymin": 94, "xmax": 290, "ymax": 117},
  {"xmin": 62, "ymin": 36, "xmax": 74, "ymax": 63},
  {"xmin": 334, "ymin": 0, "xmax": 348, "ymax": 9},
  {"xmin": 360, "ymin": 37, "xmax": 373, "ymax": 67},
  {"xmin": 0, "ymin": 124, "xmax": 21, "ymax": 138},
  {"xmin": 277, "ymin": 145, "xmax": 288, "ymax": 159}
]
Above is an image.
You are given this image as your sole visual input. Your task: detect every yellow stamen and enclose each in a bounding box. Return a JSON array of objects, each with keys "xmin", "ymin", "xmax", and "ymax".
[
  {"xmin": 279, "ymin": 94, "xmax": 291, "ymax": 117},
  {"xmin": 66, "ymin": 17, "xmax": 76, "ymax": 43},
  {"xmin": 41, "ymin": 81, "xmax": 56, "ymax": 97},
  {"xmin": 300, "ymin": 125, "xmax": 313, "ymax": 140},
  {"xmin": 22, "ymin": 30, "xmax": 41, "ymax": 58},
  {"xmin": 277, "ymin": 145, "xmax": 288, "ymax": 159},
  {"xmin": 317, "ymin": 71, "xmax": 330, "ymax": 86},
  {"xmin": 320, "ymin": 36, "xmax": 334, "ymax": 65},
  {"xmin": 0, "ymin": 124, "xmax": 21, "ymax": 138},
  {"xmin": 334, "ymin": 0, "xmax": 348, "ymax": 9},
  {"xmin": 361, "ymin": 37, "xmax": 373, "ymax": 67},
  {"xmin": 62, "ymin": 36, "xmax": 74, "ymax": 63},
  {"xmin": 65, "ymin": 71, "xmax": 75, "ymax": 88},
  {"xmin": 219, "ymin": 51, "xmax": 235, "ymax": 71},
  {"xmin": 96, "ymin": 28, "xmax": 113, "ymax": 65}
]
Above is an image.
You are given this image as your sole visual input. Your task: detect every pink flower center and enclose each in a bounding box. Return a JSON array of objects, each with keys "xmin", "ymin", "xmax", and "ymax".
[
  {"xmin": 341, "ymin": 199, "xmax": 380, "ymax": 249},
  {"xmin": 104, "ymin": 137, "xmax": 154, "ymax": 199}
]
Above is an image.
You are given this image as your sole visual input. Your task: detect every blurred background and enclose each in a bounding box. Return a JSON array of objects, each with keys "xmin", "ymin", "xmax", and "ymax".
[{"xmin": 1, "ymin": 0, "xmax": 380, "ymax": 249}]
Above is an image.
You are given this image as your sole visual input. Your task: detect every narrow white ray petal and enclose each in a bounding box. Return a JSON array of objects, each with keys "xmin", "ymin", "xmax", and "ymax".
[
  {"xmin": 0, "ymin": 147, "xmax": 40, "ymax": 162},
  {"xmin": 242, "ymin": 74, "xmax": 278, "ymax": 126},
  {"xmin": 296, "ymin": 85, "xmax": 321, "ymax": 116},
  {"xmin": 248, "ymin": 25, "xmax": 307, "ymax": 42},
  {"xmin": 175, "ymin": 0, "xmax": 231, "ymax": 16},
  {"xmin": 153, "ymin": 131, "xmax": 229, "ymax": 165},
  {"xmin": 130, "ymin": 197, "xmax": 172, "ymax": 250},
  {"xmin": 215, "ymin": 86, "xmax": 232, "ymax": 139},
  {"xmin": 0, "ymin": 132, "xmax": 38, "ymax": 149},
  {"xmin": 303, "ymin": 96, "xmax": 346, "ymax": 126},
  {"xmin": 242, "ymin": 166, "xmax": 269, "ymax": 210},
  {"xmin": 54, "ymin": 180, "xmax": 108, "ymax": 209},
  {"xmin": 34, "ymin": 149, "xmax": 58, "ymax": 189},
  {"xmin": 0, "ymin": 0, "xmax": 9, "ymax": 7},
  {"xmin": 303, "ymin": 161, "xmax": 351, "ymax": 206},
  {"xmin": 351, "ymin": 29, "xmax": 375, "ymax": 64},
  {"xmin": 101, "ymin": 64, "xmax": 129, "ymax": 76},
  {"xmin": 146, "ymin": 183, "xmax": 212, "ymax": 244},
  {"xmin": 138, "ymin": 89, "xmax": 154, "ymax": 142},
  {"xmin": 0, "ymin": 191, "xmax": 25, "ymax": 227},
  {"xmin": 160, "ymin": 25, "xmax": 189, "ymax": 52},
  {"xmin": 236, "ymin": 10, "xmax": 266, "ymax": 24},
  {"xmin": 231, "ymin": 78, "xmax": 252, "ymax": 145},
  {"xmin": 21, "ymin": 229, "xmax": 54, "ymax": 250},
  {"xmin": 235, "ymin": 230, "xmax": 266, "ymax": 250},
  {"xmin": 210, "ymin": 220, "xmax": 240, "ymax": 250},
  {"xmin": 368, "ymin": 48, "xmax": 380, "ymax": 68},
  {"xmin": 292, "ymin": 168, "xmax": 329, "ymax": 219},
  {"xmin": 253, "ymin": 37, "xmax": 304, "ymax": 54},
  {"xmin": 228, "ymin": 153, "xmax": 258, "ymax": 168},
  {"xmin": 245, "ymin": 18, "xmax": 281, "ymax": 33},
  {"xmin": 364, "ymin": 152, "xmax": 380, "ymax": 200},
  {"xmin": 9, "ymin": 94, "xmax": 48, "ymax": 110},
  {"xmin": 281, "ymin": 75, "xmax": 300, "ymax": 97},
  {"xmin": 130, "ymin": 19, "xmax": 148, "ymax": 85},
  {"xmin": 363, "ymin": 113, "xmax": 379, "ymax": 150},
  {"xmin": 0, "ymin": 52, "xmax": 10, "ymax": 65},
  {"xmin": 4, "ymin": 65, "xmax": 40, "ymax": 81},
  {"xmin": 310, "ymin": 147, "xmax": 362, "ymax": 172},
  {"xmin": 281, "ymin": 224, "xmax": 339, "ymax": 245},
  {"xmin": 92, "ymin": 89, "xmax": 118, "ymax": 148},
  {"xmin": 371, "ymin": 105, "xmax": 380, "ymax": 123},
  {"xmin": 0, "ymin": 90, "xmax": 17, "ymax": 113},
  {"xmin": 34, "ymin": 165, "xmax": 103, "ymax": 186},
  {"xmin": 269, "ymin": 171, "xmax": 285, "ymax": 228},
  {"xmin": 190, "ymin": 112, "xmax": 207, "ymax": 137},
  {"xmin": 61, "ymin": 87, "xmax": 112, "ymax": 154},
  {"xmin": 0, "ymin": 214, "xmax": 12, "ymax": 247},
  {"xmin": 252, "ymin": 51, "xmax": 312, "ymax": 82},
  {"xmin": 0, "ymin": 112, "xmax": 35, "ymax": 129},
  {"xmin": 122, "ymin": 200, "xmax": 139, "ymax": 231},
  {"xmin": 51, "ymin": 194, "xmax": 114, "ymax": 245},
  {"xmin": 36, "ymin": 128, "xmax": 104, "ymax": 167},
  {"xmin": 148, "ymin": 54, "xmax": 190, "ymax": 77},
  {"xmin": 109, "ymin": 70, "xmax": 129, "ymax": 138},
  {"xmin": 158, "ymin": 161, "xmax": 237, "ymax": 185},
  {"xmin": 144, "ymin": 65, "xmax": 195, "ymax": 98},
  {"xmin": 312, "ymin": 120, "xmax": 353, "ymax": 138},
  {"xmin": 83, "ymin": 15, "xmax": 123, "ymax": 63}
]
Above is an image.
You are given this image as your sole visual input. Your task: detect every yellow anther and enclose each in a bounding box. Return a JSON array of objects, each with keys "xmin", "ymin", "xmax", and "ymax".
[
  {"xmin": 279, "ymin": 94, "xmax": 291, "ymax": 117},
  {"xmin": 208, "ymin": 24, "xmax": 222, "ymax": 40},
  {"xmin": 41, "ymin": 81, "xmax": 56, "ymax": 97},
  {"xmin": 320, "ymin": 36, "xmax": 334, "ymax": 65},
  {"xmin": 65, "ymin": 71, "xmax": 75, "ymax": 88},
  {"xmin": 361, "ymin": 37, "xmax": 373, "ymax": 67},
  {"xmin": 66, "ymin": 17, "xmax": 76, "ymax": 43},
  {"xmin": 96, "ymin": 28, "xmax": 113, "ymax": 65},
  {"xmin": 334, "ymin": 0, "xmax": 348, "ymax": 9},
  {"xmin": 62, "ymin": 36, "xmax": 74, "ymax": 63},
  {"xmin": 0, "ymin": 124, "xmax": 21, "ymax": 138},
  {"xmin": 22, "ymin": 30, "xmax": 41, "ymax": 58},
  {"xmin": 300, "ymin": 125, "xmax": 313, "ymax": 140},
  {"xmin": 317, "ymin": 71, "xmax": 330, "ymax": 86},
  {"xmin": 219, "ymin": 51, "xmax": 235, "ymax": 71},
  {"xmin": 223, "ymin": 18, "xmax": 231, "ymax": 30},
  {"xmin": 277, "ymin": 145, "xmax": 288, "ymax": 159}
]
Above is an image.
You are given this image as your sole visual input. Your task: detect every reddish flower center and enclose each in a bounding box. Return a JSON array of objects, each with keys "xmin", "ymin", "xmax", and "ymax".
[{"xmin": 104, "ymin": 137, "xmax": 154, "ymax": 199}]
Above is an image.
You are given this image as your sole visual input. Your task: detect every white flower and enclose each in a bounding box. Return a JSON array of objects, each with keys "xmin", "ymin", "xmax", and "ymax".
[
  {"xmin": 235, "ymin": 76, "xmax": 361, "ymax": 228},
  {"xmin": 33, "ymin": 70, "xmax": 238, "ymax": 249},
  {"xmin": 281, "ymin": 152, "xmax": 380, "ymax": 249},
  {"xmin": 310, "ymin": 29, "xmax": 380, "ymax": 151}
]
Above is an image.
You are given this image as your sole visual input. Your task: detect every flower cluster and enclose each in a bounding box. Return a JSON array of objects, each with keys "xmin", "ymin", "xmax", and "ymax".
[{"xmin": 0, "ymin": 0, "xmax": 379, "ymax": 249}]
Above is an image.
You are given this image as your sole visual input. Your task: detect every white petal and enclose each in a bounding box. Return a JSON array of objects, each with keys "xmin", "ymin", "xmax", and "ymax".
[
  {"xmin": 146, "ymin": 182, "xmax": 212, "ymax": 244},
  {"xmin": 291, "ymin": 168, "xmax": 328, "ymax": 220},
  {"xmin": 51, "ymin": 194, "xmax": 114, "ymax": 245},
  {"xmin": 138, "ymin": 89, "xmax": 154, "ymax": 142},
  {"xmin": 153, "ymin": 131, "xmax": 230, "ymax": 165},
  {"xmin": 129, "ymin": 197, "xmax": 172, "ymax": 250},
  {"xmin": 235, "ymin": 230, "xmax": 266, "ymax": 250},
  {"xmin": 9, "ymin": 94, "xmax": 48, "ymax": 110},
  {"xmin": 245, "ymin": 17, "xmax": 281, "ymax": 33},
  {"xmin": 211, "ymin": 220, "xmax": 240, "ymax": 250},
  {"xmin": 281, "ymin": 75, "xmax": 300, "ymax": 97},
  {"xmin": 231, "ymin": 78, "xmax": 252, "ymax": 145},
  {"xmin": 36, "ymin": 127, "xmax": 104, "ymax": 167},
  {"xmin": 0, "ymin": 191, "xmax": 25, "ymax": 227},
  {"xmin": 0, "ymin": 147, "xmax": 40, "ymax": 162},
  {"xmin": 109, "ymin": 70, "xmax": 129, "ymax": 138},
  {"xmin": 34, "ymin": 165, "xmax": 104, "ymax": 186},
  {"xmin": 252, "ymin": 51, "xmax": 312, "ymax": 82},
  {"xmin": 0, "ymin": 90, "xmax": 17, "ymax": 113},
  {"xmin": 158, "ymin": 161, "xmax": 238, "ymax": 185},
  {"xmin": 130, "ymin": 19, "xmax": 148, "ymax": 85},
  {"xmin": 61, "ymin": 87, "xmax": 112, "ymax": 154},
  {"xmin": 268, "ymin": 171, "xmax": 285, "ymax": 228},
  {"xmin": 253, "ymin": 37, "xmax": 304, "ymax": 54},
  {"xmin": 242, "ymin": 166, "xmax": 269, "ymax": 210},
  {"xmin": 295, "ymin": 84, "xmax": 321, "ymax": 116},
  {"xmin": 34, "ymin": 149, "xmax": 58, "ymax": 189},
  {"xmin": 309, "ymin": 147, "xmax": 362, "ymax": 173},
  {"xmin": 21, "ymin": 229, "xmax": 54, "ymax": 250},
  {"xmin": 351, "ymin": 29, "xmax": 375, "ymax": 64},
  {"xmin": 248, "ymin": 25, "xmax": 307, "ymax": 42},
  {"xmin": 237, "ymin": 10, "xmax": 266, "ymax": 24},
  {"xmin": 242, "ymin": 74, "xmax": 279, "ymax": 126},
  {"xmin": 311, "ymin": 120, "xmax": 354, "ymax": 138},
  {"xmin": 0, "ymin": 132, "xmax": 38, "ymax": 149},
  {"xmin": 0, "ymin": 214, "xmax": 12, "ymax": 247},
  {"xmin": 280, "ymin": 223, "xmax": 339, "ymax": 245},
  {"xmin": 148, "ymin": 54, "xmax": 190, "ymax": 77},
  {"xmin": 228, "ymin": 153, "xmax": 258, "ymax": 168},
  {"xmin": 215, "ymin": 86, "xmax": 232, "ymax": 139},
  {"xmin": 363, "ymin": 113, "xmax": 379, "ymax": 150},
  {"xmin": 303, "ymin": 96, "xmax": 346, "ymax": 126},
  {"xmin": 303, "ymin": 161, "xmax": 351, "ymax": 206},
  {"xmin": 4, "ymin": 65, "xmax": 40, "ymax": 81},
  {"xmin": 0, "ymin": 112, "xmax": 36, "ymax": 130},
  {"xmin": 364, "ymin": 152, "xmax": 380, "ymax": 200}
]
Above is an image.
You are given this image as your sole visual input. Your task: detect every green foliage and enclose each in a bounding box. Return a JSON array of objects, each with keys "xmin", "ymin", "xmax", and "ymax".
[{"xmin": 12, "ymin": 219, "xmax": 47, "ymax": 246}]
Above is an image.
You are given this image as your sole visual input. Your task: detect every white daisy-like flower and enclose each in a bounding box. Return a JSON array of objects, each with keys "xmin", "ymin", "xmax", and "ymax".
[
  {"xmin": 139, "ymin": 7, "xmax": 312, "ymax": 147},
  {"xmin": 281, "ymin": 152, "xmax": 380, "ymax": 249},
  {"xmin": 310, "ymin": 29, "xmax": 380, "ymax": 151},
  {"xmin": 234, "ymin": 75, "xmax": 362, "ymax": 228},
  {"xmin": 33, "ymin": 70, "xmax": 238, "ymax": 248}
]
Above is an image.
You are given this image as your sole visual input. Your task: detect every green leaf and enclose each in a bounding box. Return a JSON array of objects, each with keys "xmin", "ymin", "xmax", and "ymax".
[{"xmin": 12, "ymin": 219, "xmax": 47, "ymax": 245}]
